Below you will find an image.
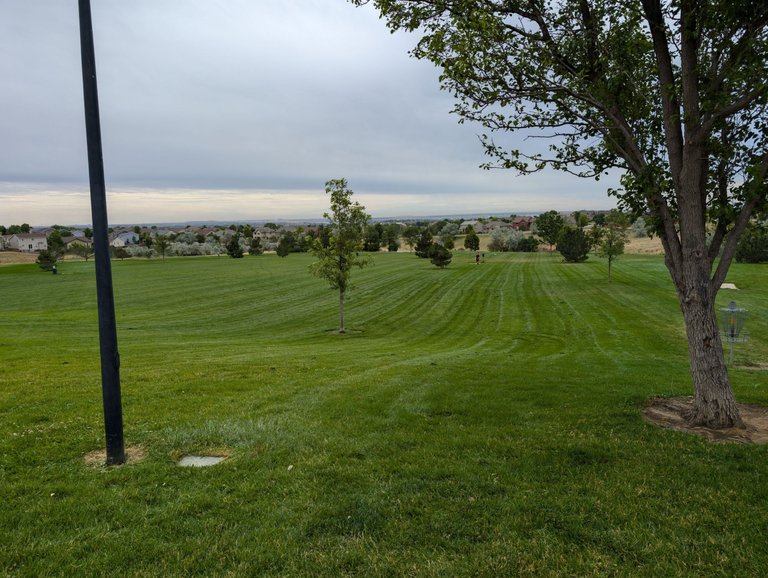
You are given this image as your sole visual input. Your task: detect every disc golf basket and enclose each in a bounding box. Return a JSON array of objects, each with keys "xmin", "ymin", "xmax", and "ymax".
[{"xmin": 719, "ymin": 301, "xmax": 748, "ymax": 366}]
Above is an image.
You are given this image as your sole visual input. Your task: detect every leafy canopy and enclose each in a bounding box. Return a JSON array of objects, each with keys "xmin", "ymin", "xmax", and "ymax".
[{"xmin": 310, "ymin": 179, "xmax": 371, "ymax": 293}]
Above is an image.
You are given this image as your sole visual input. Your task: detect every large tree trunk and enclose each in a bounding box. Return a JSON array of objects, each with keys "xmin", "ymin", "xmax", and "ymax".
[
  {"xmin": 670, "ymin": 159, "xmax": 743, "ymax": 429},
  {"xmin": 339, "ymin": 288, "xmax": 345, "ymax": 334},
  {"xmin": 678, "ymin": 287, "xmax": 743, "ymax": 428}
]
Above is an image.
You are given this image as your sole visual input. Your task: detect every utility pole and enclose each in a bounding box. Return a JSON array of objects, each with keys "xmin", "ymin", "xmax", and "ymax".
[{"xmin": 78, "ymin": 0, "xmax": 125, "ymax": 465}]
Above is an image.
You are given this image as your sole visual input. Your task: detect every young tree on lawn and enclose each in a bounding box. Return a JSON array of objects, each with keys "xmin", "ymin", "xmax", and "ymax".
[
  {"xmin": 356, "ymin": 0, "xmax": 768, "ymax": 428},
  {"xmin": 226, "ymin": 233, "xmax": 244, "ymax": 258},
  {"xmin": 154, "ymin": 236, "xmax": 170, "ymax": 260},
  {"xmin": 249, "ymin": 236, "xmax": 264, "ymax": 255},
  {"xmin": 382, "ymin": 223, "xmax": 402, "ymax": 252},
  {"xmin": 439, "ymin": 222, "xmax": 459, "ymax": 249},
  {"xmin": 594, "ymin": 210, "xmax": 630, "ymax": 282},
  {"xmin": 401, "ymin": 224, "xmax": 421, "ymax": 252},
  {"xmin": 71, "ymin": 242, "xmax": 94, "ymax": 261},
  {"xmin": 463, "ymin": 225, "xmax": 480, "ymax": 251},
  {"xmin": 430, "ymin": 244, "xmax": 453, "ymax": 268},
  {"xmin": 415, "ymin": 228, "xmax": 435, "ymax": 257},
  {"xmin": 36, "ymin": 249, "xmax": 60, "ymax": 271},
  {"xmin": 47, "ymin": 229, "xmax": 66, "ymax": 260},
  {"xmin": 310, "ymin": 179, "xmax": 371, "ymax": 334},
  {"xmin": 535, "ymin": 211, "xmax": 565, "ymax": 250},
  {"xmin": 557, "ymin": 226, "xmax": 591, "ymax": 263}
]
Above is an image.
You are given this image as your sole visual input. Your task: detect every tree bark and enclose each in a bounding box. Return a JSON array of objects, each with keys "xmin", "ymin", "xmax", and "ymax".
[
  {"xmin": 672, "ymin": 164, "xmax": 743, "ymax": 428},
  {"xmin": 339, "ymin": 288, "xmax": 345, "ymax": 334},
  {"xmin": 678, "ymin": 288, "xmax": 743, "ymax": 428}
]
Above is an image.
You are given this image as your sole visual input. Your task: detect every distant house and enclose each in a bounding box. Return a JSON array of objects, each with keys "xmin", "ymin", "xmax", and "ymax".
[
  {"xmin": 459, "ymin": 220, "xmax": 485, "ymax": 234},
  {"xmin": 511, "ymin": 216, "xmax": 535, "ymax": 231},
  {"xmin": 7, "ymin": 233, "xmax": 48, "ymax": 252},
  {"xmin": 110, "ymin": 231, "xmax": 138, "ymax": 247},
  {"xmin": 63, "ymin": 236, "xmax": 93, "ymax": 249},
  {"xmin": 484, "ymin": 221, "xmax": 513, "ymax": 233}
]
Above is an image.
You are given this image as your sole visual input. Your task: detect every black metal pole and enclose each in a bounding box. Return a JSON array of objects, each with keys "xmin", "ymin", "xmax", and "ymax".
[{"xmin": 78, "ymin": 0, "xmax": 125, "ymax": 465}]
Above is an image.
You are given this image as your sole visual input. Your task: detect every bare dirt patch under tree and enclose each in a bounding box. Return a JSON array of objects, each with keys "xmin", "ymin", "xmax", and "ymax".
[{"xmin": 644, "ymin": 397, "xmax": 768, "ymax": 444}]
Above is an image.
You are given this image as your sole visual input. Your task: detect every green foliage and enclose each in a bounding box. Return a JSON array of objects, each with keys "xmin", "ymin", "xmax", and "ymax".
[
  {"xmin": 401, "ymin": 224, "xmax": 421, "ymax": 252},
  {"xmin": 429, "ymin": 244, "xmax": 452, "ymax": 268},
  {"xmin": 517, "ymin": 237, "xmax": 540, "ymax": 252},
  {"xmin": 736, "ymin": 223, "xmax": 768, "ymax": 263},
  {"xmin": 69, "ymin": 242, "xmax": 94, "ymax": 261},
  {"xmin": 46, "ymin": 230, "xmax": 65, "ymax": 259},
  {"xmin": 463, "ymin": 226, "xmax": 480, "ymax": 251},
  {"xmin": 488, "ymin": 229, "xmax": 526, "ymax": 252},
  {"xmin": 35, "ymin": 249, "xmax": 59, "ymax": 271},
  {"xmin": 6, "ymin": 223, "xmax": 31, "ymax": 234},
  {"xmin": 557, "ymin": 226, "xmax": 591, "ymax": 263},
  {"xmin": 415, "ymin": 228, "xmax": 434, "ymax": 257},
  {"xmin": 154, "ymin": 236, "xmax": 170, "ymax": 260},
  {"xmin": 310, "ymin": 179, "xmax": 371, "ymax": 332},
  {"xmin": 249, "ymin": 236, "xmax": 264, "ymax": 255},
  {"xmin": 226, "ymin": 233, "xmax": 244, "ymax": 258},
  {"xmin": 276, "ymin": 236, "xmax": 290, "ymax": 257},
  {"xmin": 382, "ymin": 223, "xmax": 401, "ymax": 252},
  {"xmin": 573, "ymin": 211, "xmax": 590, "ymax": 229},
  {"xmin": 594, "ymin": 210, "xmax": 630, "ymax": 281},
  {"xmin": 535, "ymin": 211, "xmax": 565, "ymax": 248},
  {"xmin": 111, "ymin": 246, "xmax": 129, "ymax": 260},
  {"xmin": 363, "ymin": 224, "xmax": 384, "ymax": 252}
]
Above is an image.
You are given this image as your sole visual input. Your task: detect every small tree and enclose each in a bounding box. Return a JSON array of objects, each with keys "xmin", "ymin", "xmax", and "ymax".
[
  {"xmin": 310, "ymin": 179, "xmax": 371, "ymax": 334},
  {"xmin": 226, "ymin": 233, "xmax": 244, "ymax": 258},
  {"xmin": 70, "ymin": 242, "xmax": 94, "ymax": 261},
  {"xmin": 415, "ymin": 228, "xmax": 434, "ymax": 257},
  {"xmin": 47, "ymin": 230, "xmax": 66, "ymax": 260},
  {"xmin": 401, "ymin": 225, "xmax": 421, "ymax": 252},
  {"xmin": 249, "ymin": 236, "xmax": 264, "ymax": 255},
  {"xmin": 463, "ymin": 226, "xmax": 480, "ymax": 251},
  {"xmin": 535, "ymin": 211, "xmax": 565, "ymax": 250},
  {"xmin": 430, "ymin": 244, "xmax": 452, "ymax": 268},
  {"xmin": 111, "ymin": 246, "xmax": 129, "ymax": 260},
  {"xmin": 36, "ymin": 249, "xmax": 60, "ymax": 271},
  {"xmin": 439, "ymin": 222, "xmax": 459, "ymax": 249},
  {"xmin": 154, "ymin": 236, "xmax": 170, "ymax": 260},
  {"xmin": 276, "ymin": 235, "xmax": 291, "ymax": 257},
  {"xmin": 594, "ymin": 210, "xmax": 629, "ymax": 282},
  {"xmin": 573, "ymin": 211, "xmax": 590, "ymax": 229},
  {"xmin": 383, "ymin": 224, "xmax": 401, "ymax": 252},
  {"xmin": 557, "ymin": 227, "xmax": 591, "ymax": 263}
]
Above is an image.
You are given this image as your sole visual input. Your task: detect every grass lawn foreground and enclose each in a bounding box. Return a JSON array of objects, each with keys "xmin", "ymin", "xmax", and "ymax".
[{"xmin": 1, "ymin": 252, "xmax": 767, "ymax": 575}]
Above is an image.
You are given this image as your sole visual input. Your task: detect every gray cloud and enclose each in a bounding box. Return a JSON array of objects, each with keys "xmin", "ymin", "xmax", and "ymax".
[{"xmin": 0, "ymin": 1, "xmax": 617, "ymax": 223}]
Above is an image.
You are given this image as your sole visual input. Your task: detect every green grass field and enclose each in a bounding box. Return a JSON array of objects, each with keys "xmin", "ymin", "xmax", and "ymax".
[{"xmin": 1, "ymin": 252, "xmax": 767, "ymax": 576}]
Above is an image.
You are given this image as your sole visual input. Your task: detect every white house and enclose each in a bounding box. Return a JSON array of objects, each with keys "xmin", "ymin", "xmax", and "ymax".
[
  {"xmin": 110, "ymin": 231, "xmax": 138, "ymax": 247},
  {"xmin": 8, "ymin": 233, "xmax": 48, "ymax": 252}
]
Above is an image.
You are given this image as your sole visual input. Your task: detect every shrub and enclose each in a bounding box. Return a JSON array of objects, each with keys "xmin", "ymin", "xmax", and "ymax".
[
  {"xmin": 556, "ymin": 226, "xmax": 591, "ymax": 262},
  {"xmin": 517, "ymin": 237, "xmax": 539, "ymax": 252},
  {"xmin": 735, "ymin": 223, "xmax": 768, "ymax": 263},
  {"xmin": 429, "ymin": 244, "xmax": 452, "ymax": 268},
  {"xmin": 126, "ymin": 245, "xmax": 154, "ymax": 258}
]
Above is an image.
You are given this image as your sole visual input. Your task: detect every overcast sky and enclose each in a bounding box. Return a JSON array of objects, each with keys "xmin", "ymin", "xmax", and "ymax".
[{"xmin": 0, "ymin": 0, "xmax": 618, "ymax": 225}]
